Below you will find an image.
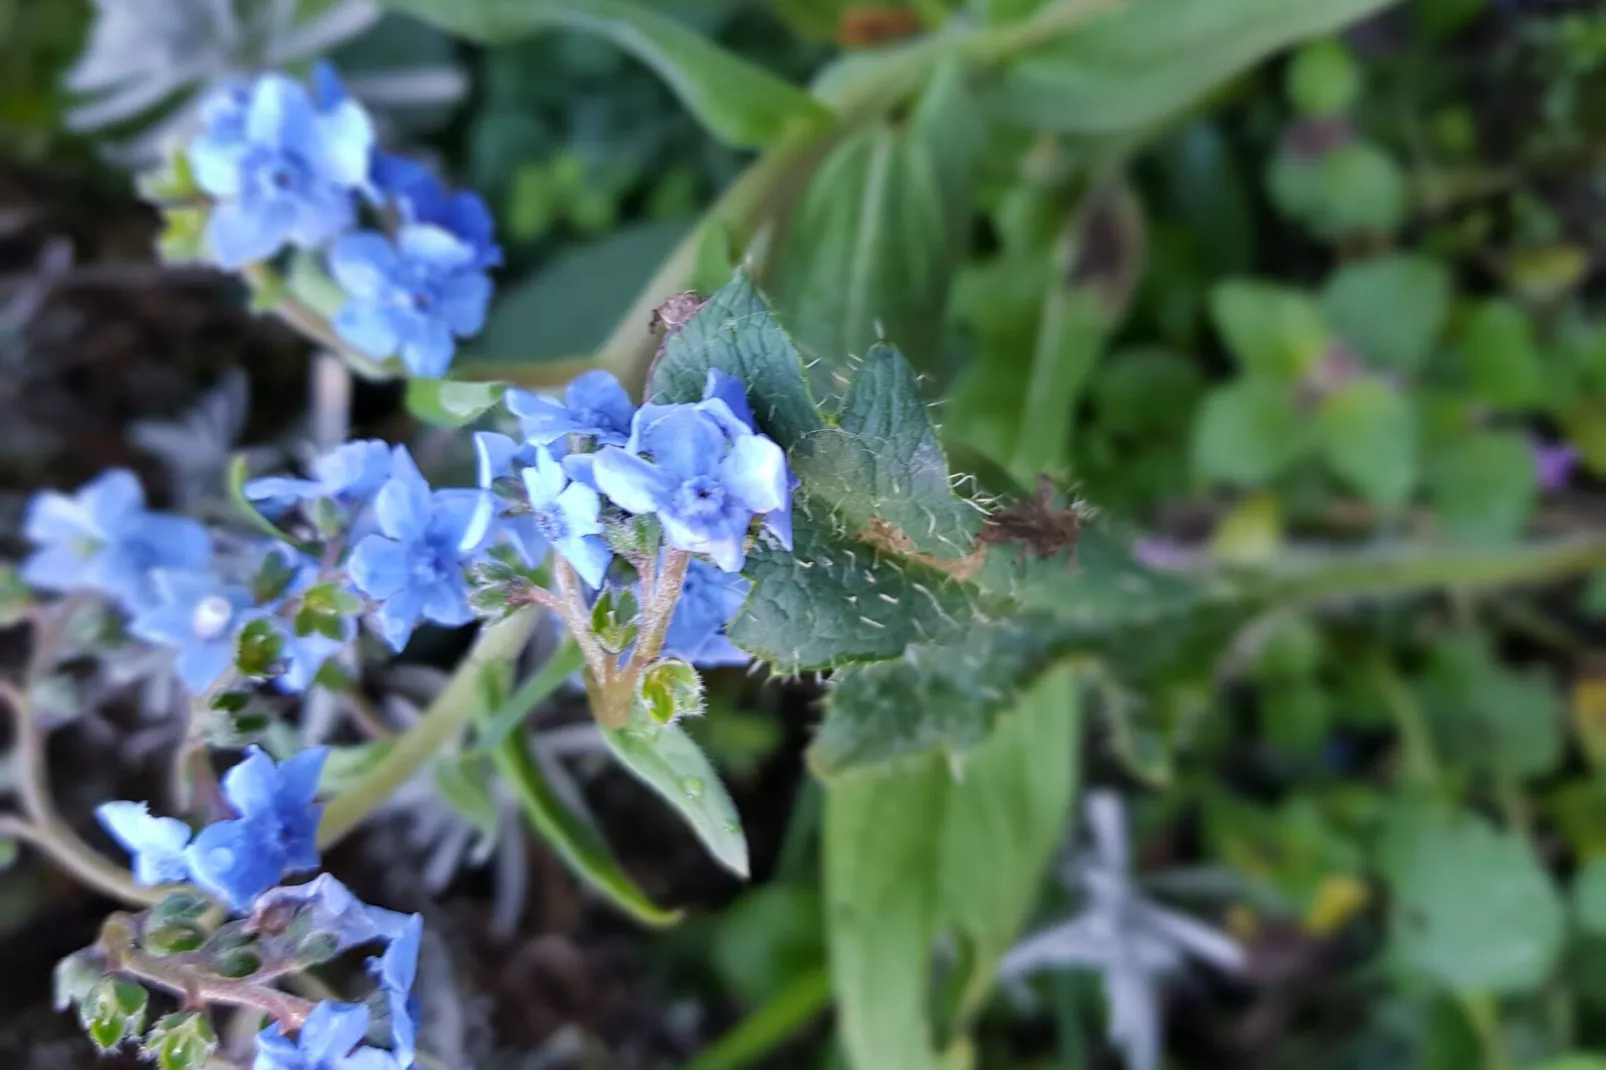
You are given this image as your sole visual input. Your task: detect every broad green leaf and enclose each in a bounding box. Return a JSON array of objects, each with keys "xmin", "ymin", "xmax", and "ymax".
[
  {"xmin": 1418, "ymin": 634, "xmax": 1562, "ymax": 780},
  {"xmin": 1573, "ymin": 856, "xmax": 1606, "ymax": 936},
  {"xmin": 473, "ymin": 221, "xmax": 686, "ymax": 365},
  {"xmin": 1321, "ymin": 255, "xmax": 1450, "ymax": 373},
  {"xmin": 1210, "ymin": 280, "xmax": 1329, "ymax": 379},
  {"xmin": 773, "ymin": 62, "xmax": 982, "ymax": 385},
  {"xmin": 1287, "ymin": 38, "xmax": 1361, "ymax": 117},
  {"xmin": 994, "ymin": 0, "xmax": 1396, "ymax": 135},
  {"xmin": 1426, "ymin": 430, "xmax": 1538, "ymax": 544},
  {"xmin": 1316, "ymin": 378, "xmax": 1418, "ymax": 508},
  {"xmin": 1461, "ymin": 299, "xmax": 1546, "ymax": 410},
  {"xmin": 379, "ymin": 0, "xmax": 831, "ymax": 148},
  {"xmin": 712, "ymin": 885, "xmax": 825, "ymax": 1005},
  {"xmin": 601, "ymin": 709, "xmax": 749, "ymax": 878},
  {"xmin": 1192, "ymin": 378, "xmax": 1309, "ymax": 485},
  {"xmin": 1382, "ymin": 806, "xmax": 1563, "ymax": 995},
  {"xmin": 404, "ymin": 378, "xmax": 507, "ymax": 428},
  {"xmin": 432, "ymin": 754, "xmax": 500, "ymax": 843}
]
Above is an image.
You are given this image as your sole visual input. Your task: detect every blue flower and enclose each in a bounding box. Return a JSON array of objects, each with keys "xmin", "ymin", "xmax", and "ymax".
[
  {"xmin": 593, "ymin": 400, "xmax": 789, "ymax": 572},
  {"xmin": 506, "ymin": 370, "xmax": 636, "ymax": 447},
  {"xmin": 701, "ymin": 369, "xmax": 793, "ymax": 549},
  {"xmin": 188, "ymin": 72, "xmax": 374, "ymax": 268},
  {"xmin": 661, "ymin": 557, "xmax": 750, "ymax": 667},
  {"xmin": 21, "ymin": 469, "xmax": 212, "ymax": 611},
  {"xmin": 95, "ymin": 801, "xmax": 192, "ymax": 886},
  {"xmin": 254, "ymin": 1001, "xmax": 397, "ymax": 1070},
  {"xmin": 186, "ymin": 746, "xmax": 327, "ymax": 912},
  {"xmin": 329, "ymin": 225, "xmax": 492, "ymax": 378},
  {"xmin": 460, "ymin": 431, "xmax": 544, "ymax": 564},
  {"xmin": 129, "ymin": 569, "xmax": 257, "ymax": 693},
  {"xmin": 273, "ymin": 622, "xmax": 352, "ymax": 693},
  {"xmin": 519, "ymin": 446, "xmax": 611, "ymax": 587},
  {"xmin": 369, "ymin": 914, "xmax": 422, "ymax": 1068},
  {"xmin": 245, "ymin": 440, "xmax": 393, "ymax": 517},
  {"xmin": 250, "ymin": 874, "xmax": 410, "ymax": 954},
  {"xmin": 372, "ymin": 152, "xmax": 501, "ymax": 269},
  {"xmin": 347, "ymin": 447, "xmax": 484, "ymax": 651}
]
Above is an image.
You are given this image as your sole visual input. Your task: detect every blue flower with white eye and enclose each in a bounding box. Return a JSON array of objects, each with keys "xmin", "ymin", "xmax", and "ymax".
[
  {"xmin": 185, "ymin": 746, "xmax": 328, "ymax": 912},
  {"xmin": 95, "ymin": 801, "xmax": 192, "ymax": 886},
  {"xmin": 368, "ymin": 914, "xmax": 422, "ymax": 1069},
  {"xmin": 21, "ymin": 469, "xmax": 213, "ymax": 612},
  {"xmin": 593, "ymin": 400, "xmax": 789, "ymax": 572},
  {"xmin": 371, "ymin": 152, "xmax": 501, "ymax": 270},
  {"xmin": 660, "ymin": 557, "xmax": 750, "ymax": 667},
  {"xmin": 128, "ymin": 569, "xmax": 257, "ymax": 693},
  {"xmin": 519, "ymin": 446, "xmax": 611, "ymax": 587},
  {"xmin": 506, "ymin": 369, "xmax": 636, "ymax": 447},
  {"xmin": 245, "ymin": 439, "xmax": 394, "ymax": 517},
  {"xmin": 253, "ymin": 1001, "xmax": 397, "ymax": 1070},
  {"xmin": 329, "ymin": 225, "xmax": 492, "ymax": 379},
  {"xmin": 347, "ymin": 447, "xmax": 484, "ymax": 651},
  {"xmin": 188, "ymin": 71, "xmax": 374, "ymax": 268}
]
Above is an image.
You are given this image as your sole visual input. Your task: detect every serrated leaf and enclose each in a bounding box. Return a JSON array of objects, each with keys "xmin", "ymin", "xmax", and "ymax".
[
  {"xmin": 405, "ymin": 378, "xmax": 507, "ymax": 427},
  {"xmin": 995, "ymin": 0, "xmax": 1395, "ymax": 135},
  {"xmin": 1321, "ymin": 255, "xmax": 1450, "ymax": 372},
  {"xmin": 1316, "ymin": 378, "xmax": 1418, "ymax": 509},
  {"xmin": 601, "ymin": 710, "xmax": 748, "ymax": 878},
  {"xmin": 1192, "ymin": 378, "xmax": 1309, "ymax": 485},
  {"xmin": 380, "ymin": 0, "xmax": 831, "ymax": 149}
]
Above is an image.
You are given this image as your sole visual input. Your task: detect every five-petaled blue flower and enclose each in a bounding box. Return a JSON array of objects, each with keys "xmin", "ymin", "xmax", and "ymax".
[
  {"xmin": 186, "ymin": 746, "xmax": 327, "ymax": 912},
  {"xmin": 369, "ymin": 914, "xmax": 423, "ymax": 1068},
  {"xmin": 245, "ymin": 439, "xmax": 394, "ymax": 518},
  {"xmin": 329, "ymin": 225, "xmax": 492, "ymax": 378},
  {"xmin": 462, "ymin": 431, "xmax": 543, "ymax": 564},
  {"xmin": 519, "ymin": 446, "xmax": 611, "ymax": 587},
  {"xmin": 661, "ymin": 557, "xmax": 750, "ymax": 667},
  {"xmin": 254, "ymin": 1001, "xmax": 398, "ymax": 1070},
  {"xmin": 21, "ymin": 469, "xmax": 212, "ymax": 612},
  {"xmin": 372, "ymin": 152, "xmax": 502, "ymax": 270},
  {"xmin": 348, "ymin": 447, "xmax": 484, "ymax": 651},
  {"xmin": 188, "ymin": 71, "xmax": 374, "ymax": 268},
  {"xmin": 129, "ymin": 569, "xmax": 258, "ymax": 693},
  {"xmin": 506, "ymin": 369, "xmax": 636, "ymax": 447},
  {"xmin": 96, "ymin": 801, "xmax": 193, "ymax": 887},
  {"xmin": 593, "ymin": 395, "xmax": 790, "ymax": 572}
]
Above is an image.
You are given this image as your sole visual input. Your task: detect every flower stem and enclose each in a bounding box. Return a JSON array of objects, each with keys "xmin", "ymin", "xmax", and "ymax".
[
  {"xmin": 317, "ymin": 608, "xmax": 540, "ymax": 848},
  {"xmin": 629, "ymin": 549, "xmax": 690, "ymax": 676}
]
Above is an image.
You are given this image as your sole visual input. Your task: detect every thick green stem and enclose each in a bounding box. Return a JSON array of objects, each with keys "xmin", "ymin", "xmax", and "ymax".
[{"xmin": 317, "ymin": 608, "xmax": 539, "ymax": 848}]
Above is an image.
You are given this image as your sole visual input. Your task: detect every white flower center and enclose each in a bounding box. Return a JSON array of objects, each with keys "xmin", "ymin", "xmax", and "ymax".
[{"xmin": 191, "ymin": 595, "xmax": 235, "ymax": 640}]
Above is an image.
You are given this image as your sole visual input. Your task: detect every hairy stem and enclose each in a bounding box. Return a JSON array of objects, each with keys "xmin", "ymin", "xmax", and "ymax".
[
  {"xmin": 628, "ymin": 550, "xmax": 691, "ymax": 677},
  {"xmin": 317, "ymin": 608, "xmax": 540, "ymax": 848},
  {"xmin": 552, "ymin": 559, "xmax": 610, "ymax": 684}
]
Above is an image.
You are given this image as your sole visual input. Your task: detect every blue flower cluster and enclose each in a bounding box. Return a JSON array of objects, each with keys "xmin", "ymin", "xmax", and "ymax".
[
  {"xmin": 185, "ymin": 66, "xmax": 498, "ymax": 378},
  {"xmin": 99, "ymin": 752, "xmax": 424, "ymax": 1070}
]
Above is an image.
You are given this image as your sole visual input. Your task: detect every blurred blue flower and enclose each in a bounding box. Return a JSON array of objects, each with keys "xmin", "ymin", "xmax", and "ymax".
[
  {"xmin": 661, "ymin": 557, "xmax": 749, "ymax": 667},
  {"xmin": 188, "ymin": 72, "xmax": 374, "ymax": 267},
  {"xmin": 95, "ymin": 801, "xmax": 192, "ymax": 886},
  {"xmin": 520, "ymin": 446, "xmax": 611, "ymax": 587},
  {"xmin": 372, "ymin": 152, "xmax": 501, "ymax": 269},
  {"xmin": 21, "ymin": 469, "xmax": 212, "ymax": 611},
  {"xmin": 245, "ymin": 439, "xmax": 393, "ymax": 517},
  {"xmin": 329, "ymin": 226, "xmax": 492, "ymax": 378},
  {"xmin": 273, "ymin": 622, "xmax": 353, "ymax": 693},
  {"xmin": 506, "ymin": 370, "xmax": 636, "ymax": 447},
  {"xmin": 461, "ymin": 431, "xmax": 546, "ymax": 565},
  {"xmin": 348, "ymin": 447, "xmax": 484, "ymax": 651},
  {"xmin": 129, "ymin": 569, "xmax": 257, "ymax": 693},
  {"xmin": 369, "ymin": 914, "xmax": 422, "ymax": 1068},
  {"xmin": 186, "ymin": 746, "xmax": 327, "ymax": 912},
  {"xmin": 593, "ymin": 400, "xmax": 789, "ymax": 572},
  {"xmin": 250, "ymin": 874, "xmax": 410, "ymax": 955},
  {"xmin": 254, "ymin": 1001, "xmax": 397, "ymax": 1070}
]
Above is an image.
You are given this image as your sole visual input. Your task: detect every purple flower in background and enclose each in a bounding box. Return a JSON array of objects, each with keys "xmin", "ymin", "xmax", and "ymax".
[
  {"xmin": 506, "ymin": 370, "xmax": 636, "ymax": 447},
  {"xmin": 187, "ymin": 72, "xmax": 374, "ymax": 267},
  {"xmin": 244, "ymin": 439, "xmax": 393, "ymax": 517},
  {"xmin": 347, "ymin": 447, "xmax": 483, "ymax": 651},
  {"xmin": 371, "ymin": 152, "xmax": 501, "ymax": 269},
  {"xmin": 1133, "ymin": 538, "xmax": 1195, "ymax": 572},
  {"xmin": 1532, "ymin": 439, "xmax": 1578, "ymax": 492},
  {"xmin": 21, "ymin": 469, "xmax": 212, "ymax": 611},
  {"xmin": 185, "ymin": 746, "xmax": 327, "ymax": 912},
  {"xmin": 661, "ymin": 557, "xmax": 750, "ymax": 667},
  {"xmin": 253, "ymin": 1001, "xmax": 397, "ymax": 1070},
  {"xmin": 330, "ymin": 225, "xmax": 492, "ymax": 378},
  {"xmin": 129, "ymin": 569, "xmax": 257, "ymax": 692},
  {"xmin": 95, "ymin": 802, "xmax": 193, "ymax": 887}
]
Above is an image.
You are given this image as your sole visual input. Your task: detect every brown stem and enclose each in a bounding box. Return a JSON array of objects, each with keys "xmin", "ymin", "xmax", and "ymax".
[
  {"xmin": 628, "ymin": 550, "xmax": 690, "ymax": 677},
  {"xmin": 552, "ymin": 559, "xmax": 610, "ymax": 685}
]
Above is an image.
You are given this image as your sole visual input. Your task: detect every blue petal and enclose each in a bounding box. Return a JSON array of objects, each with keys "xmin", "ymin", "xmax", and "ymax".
[
  {"xmin": 220, "ymin": 747, "xmax": 280, "ymax": 819},
  {"xmin": 720, "ymin": 434, "xmax": 789, "ymax": 516},
  {"xmin": 703, "ymin": 369, "xmax": 756, "ymax": 431},
  {"xmin": 373, "ymin": 587, "xmax": 425, "ymax": 652},
  {"xmin": 329, "ymin": 232, "xmax": 397, "ymax": 301},
  {"xmin": 297, "ymin": 1001, "xmax": 370, "ymax": 1065},
  {"xmin": 555, "ymin": 482, "xmax": 603, "ymax": 537},
  {"xmin": 566, "ymin": 370, "xmax": 636, "ymax": 437},
  {"xmin": 437, "ymin": 270, "xmax": 492, "ymax": 335},
  {"xmin": 375, "ymin": 449, "xmax": 431, "ymax": 544},
  {"xmin": 186, "ymin": 818, "xmax": 285, "ymax": 912},
  {"xmin": 175, "ymin": 640, "xmax": 236, "ymax": 693},
  {"xmin": 398, "ymin": 320, "xmax": 456, "ymax": 378},
  {"xmin": 243, "ymin": 475, "xmax": 320, "ymax": 515},
  {"xmin": 19, "ymin": 545, "xmax": 86, "ymax": 594},
  {"xmin": 245, "ymin": 74, "xmax": 316, "ymax": 149},
  {"xmin": 134, "ymin": 514, "xmax": 214, "ymax": 571},
  {"xmin": 420, "ymin": 577, "xmax": 474, "ymax": 628},
  {"xmin": 592, "ymin": 449, "xmax": 675, "ymax": 516},
  {"xmin": 187, "ymin": 132, "xmax": 244, "ymax": 198},
  {"xmin": 95, "ymin": 802, "xmax": 192, "ymax": 886},
  {"xmin": 557, "ymin": 534, "xmax": 611, "ymax": 588},
  {"xmin": 275, "ymin": 747, "xmax": 327, "ymax": 812},
  {"xmin": 334, "ymin": 302, "xmax": 403, "ymax": 360},
  {"xmin": 349, "ymin": 536, "xmax": 411, "ymax": 599},
  {"xmin": 207, "ymin": 201, "xmax": 286, "ymax": 268},
  {"xmin": 312, "ymin": 439, "xmax": 394, "ymax": 502},
  {"xmin": 312, "ymin": 99, "xmax": 376, "ymax": 190},
  {"xmin": 522, "ymin": 446, "xmax": 568, "ymax": 509},
  {"xmin": 397, "ymin": 223, "xmax": 475, "ymax": 270},
  {"xmin": 631, "ymin": 405, "xmax": 726, "ymax": 481},
  {"xmin": 473, "ymin": 431, "xmax": 521, "ymax": 489},
  {"xmin": 562, "ymin": 452, "xmax": 597, "ymax": 489}
]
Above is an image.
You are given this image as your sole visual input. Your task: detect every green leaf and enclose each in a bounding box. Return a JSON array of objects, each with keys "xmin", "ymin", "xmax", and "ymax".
[
  {"xmin": 53, "ymin": 948, "xmax": 108, "ymax": 1013},
  {"xmin": 433, "ymin": 753, "xmax": 501, "ymax": 843},
  {"xmin": 1210, "ymin": 280, "xmax": 1329, "ymax": 379},
  {"xmin": 601, "ymin": 709, "xmax": 749, "ymax": 878},
  {"xmin": 1316, "ymin": 378, "xmax": 1418, "ymax": 508},
  {"xmin": 773, "ymin": 62, "xmax": 982, "ymax": 382},
  {"xmin": 826, "ymin": 669, "xmax": 1081, "ymax": 1069},
  {"xmin": 80, "ymin": 977, "xmax": 147, "ymax": 1051},
  {"xmin": 141, "ymin": 1012, "xmax": 218, "ymax": 1070},
  {"xmin": 994, "ymin": 0, "xmax": 1395, "ymax": 134},
  {"xmin": 1418, "ymin": 634, "xmax": 1562, "ymax": 780},
  {"xmin": 1573, "ymin": 857, "xmax": 1606, "ymax": 936},
  {"xmin": 379, "ymin": 0, "xmax": 831, "ymax": 148},
  {"xmin": 226, "ymin": 455, "xmax": 315, "ymax": 555},
  {"xmin": 1461, "ymin": 299, "xmax": 1546, "ymax": 410},
  {"xmin": 484, "ymin": 699, "xmax": 681, "ymax": 927},
  {"xmin": 1287, "ymin": 38, "xmax": 1361, "ymax": 117},
  {"xmin": 1382, "ymin": 806, "xmax": 1563, "ymax": 995},
  {"xmin": 473, "ymin": 221, "xmax": 686, "ymax": 365},
  {"xmin": 687, "ymin": 968, "xmax": 833, "ymax": 1070},
  {"xmin": 404, "ymin": 378, "xmax": 507, "ymax": 428},
  {"xmin": 1192, "ymin": 378, "xmax": 1309, "ymax": 485},
  {"xmin": 1427, "ymin": 430, "xmax": 1538, "ymax": 544},
  {"xmin": 1321, "ymin": 255, "xmax": 1451, "ymax": 373},
  {"xmin": 638, "ymin": 658, "xmax": 704, "ymax": 725}
]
